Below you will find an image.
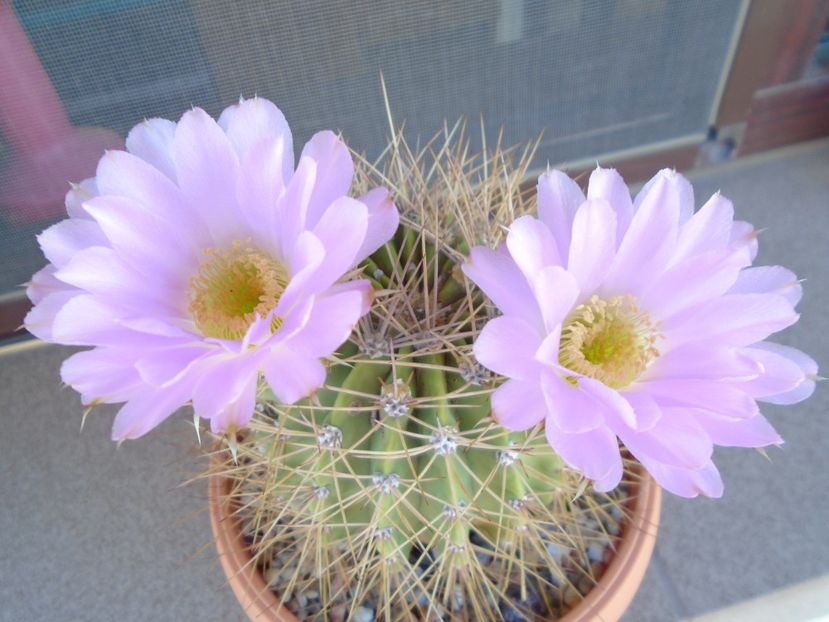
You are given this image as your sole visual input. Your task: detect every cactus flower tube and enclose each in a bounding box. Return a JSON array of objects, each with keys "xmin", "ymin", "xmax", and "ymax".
[
  {"xmin": 464, "ymin": 167, "xmax": 818, "ymax": 498},
  {"xmin": 25, "ymin": 97, "xmax": 398, "ymax": 439}
]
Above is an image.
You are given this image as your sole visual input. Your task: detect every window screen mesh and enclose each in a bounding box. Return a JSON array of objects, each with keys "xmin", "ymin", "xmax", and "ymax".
[{"xmin": 1, "ymin": 0, "xmax": 742, "ymax": 298}]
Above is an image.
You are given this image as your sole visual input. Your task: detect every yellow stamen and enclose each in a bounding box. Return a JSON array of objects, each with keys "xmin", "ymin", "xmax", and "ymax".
[
  {"xmin": 559, "ymin": 294, "xmax": 660, "ymax": 389},
  {"xmin": 189, "ymin": 241, "xmax": 288, "ymax": 340}
]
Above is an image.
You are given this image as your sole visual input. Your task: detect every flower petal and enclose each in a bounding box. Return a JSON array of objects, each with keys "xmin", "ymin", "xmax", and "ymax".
[
  {"xmin": 663, "ymin": 293, "xmax": 798, "ymax": 348},
  {"xmin": 540, "ymin": 373, "xmax": 604, "ymax": 433},
  {"xmin": 311, "ymin": 196, "xmax": 369, "ymax": 284},
  {"xmin": 602, "ymin": 172, "xmax": 680, "ymax": 296},
  {"xmin": 263, "ymin": 347, "xmax": 327, "ymax": 404},
  {"xmin": 567, "ymin": 198, "xmax": 616, "ymax": 296},
  {"xmin": 672, "ymin": 192, "xmax": 734, "ymax": 264},
  {"xmin": 533, "ymin": 266, "xmax": 580, "ymax": 333},
  {"xmin": 111, "ymin": 382, "xmax": 192, "ymax": 441},
  {"xmin": 174, "ymin": 107, "xmax": 245, "ymax": 241},
  {"xmin": 743, "ymin": 342, "xmax": 817, "ymax": 404},
  {"xmin": 37, "ymin": 218, "xmax": 108, "ymax": 268},
  {"xmin": 728, "ymin": 266, "xmax": 802, "ymax": 308},
  {"xmin": 545, "ymin": 424, "xmax": 623, "ymax": 492},
  {"xmin": 491, "ymin": 379, "xmax": 547, "ymax": 431},
  {"xmin": 217, "ymin": 96, "xmax": 293, "ymax": 183},
  {"xmin": 641, "ymin": 379, "xmax": 758, "ymax": 419},
  {"xmin": 536, "ymin": 170, "xmax": 584, "ymax": 258},
  {"xmin": 618, "ymin": 406, "xmax": 713, "ymax": 470},
  {"xmin": 586, "ymin": 167, "xmax": 633, "ymax": 244},
  {"xmin": 125, "ymin": 118, "xmax": 178, "ymax": 181},
  {"xmin": 299, "ymin": 130, "xmax": 354, "ymax": 229},
  {"xmin": 61, "ymin": 348, "xmax": 144, "ymax": 404},
  {"xmin": 474, "ymin": 316, "xmax": 543, "ymax": 381},
  {"xmin": 691, "ymin": 409, "xmax": 782, "ymax": 448},
  {"xmin": 636, "ymin": 456, "xmax": 723, "ymax": 498},
  {"xmin": 287, "ymin": 280, "xmax": 371, "ymax": 358},
  {"xmin": 462, "ymin": 244, "xmax": 541, "ymax": 328},
  {"xmin": 355, "ymin": 188, "xmax": 400, "ymax": 261},
  {"xmin": 506, "ymin": 215, "xmax": 562, "ymax": 282}
]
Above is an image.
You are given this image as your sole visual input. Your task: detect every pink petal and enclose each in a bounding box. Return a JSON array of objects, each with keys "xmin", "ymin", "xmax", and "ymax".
[
  {"xmin": 640, "ymin": 246, "xmax": 751, "ymax": 320},
  {"xmin": 618, "ymin": 406, "xmax": 712, "ymax": 469},
  {"xmin": 586, "ymin": 167, "xmax": 633, "ymax": 244},
  {"xmin": 26, "ymin": 265, "xmax": 68, "ymax": 305},
  {"xmin": 634, "ymin": 169, "xmax": 694, "ymax": 224},
  {"xmin": 462, "ymin": 244, "xmax": 541, "ymax": 329},
  {"xmin": 745, "ymin": 342, "xmax": 817, "ymax": 405},
  {"xmin": 263, "ymin": 347, "xmax": 327, "ymax": 404},
  {"xmin": 24, "ymin": 290, "xmax": 79, "ymax": 341},
  {"xmin": 49, "ymin": 294, "xmax": 129, "ymax": 345},
  {"xmin": 82, "ymin": 195, "xmax": 197, "ymax": 283},
  {"xmin": 54, "ymin": 246, "xmax": 179, "ymax": 317},
  {"xmin": 729, "ymin": 266, "xmax": 802, "ymax": 308},
  {"xmin": 602, "ymin": 172, "xmax": 680, "ymax": 296},
  {"xmin": 310, "ymin": 196, "xmax": 369, "ymax": 284},
  {"xmin": 355, "ymin": 188, "xmax": 400, "ymax": 261},
  {"xmin": 740, "ymin": 346, "xmax": 806, "ymax": 399},
  {"xmin": 533, "ymin": 266, "xmax": 579, "ymax": 333},
  {"xmin": 61, "ymin": 348, "xmax": 144, "ymax": 404},
  {"xmin": 506, "ymin": 215, "xmax": 562, "ymax": 282},
  {"xmin": 173, "ymin": 107, "xmax": 245, "ymax": 241},
  {"xmin": 134, "ymin": 344, "xmax": 212, "ymax": 387},
  {"xmin": 37, "ymin": 219, "xmax": 108, "ymax": 268},
  {"xmin": 217, "ymin": 97, "xmax": 293, "ymax": 183},
  {"xmin": 545, "ymin": 423, "xmax": 623, "ymax": 492},
  {"xmin": 65, "ymin": 178, "xmax": 98, "ymax": 219},
  {"xmin": 278, "ymin": 154, "xmax": 317, "ymax": 254},
  {"xmin": 111, "ymin": 382, "xmax": 192, "ymax": 441},
  {"xmin": 191, "ymin": 356, "xmax": 260, "ymax": 422},
  {"xmin": 729, "ymin": 220, "xmax": 759, "ymax": 261},
  {"xmin": 566, "ymin": 198, "xmax": 616, "ymax": 296},
  {"xmin": 95, "ymin": 149, "xmax": 207, "ymax": 246},
  {"xmin": 276, "ymin": 231, "xmax": 325, "ymax": 316},
  {"xmin": 536, "ymin": 170, "xmax": 584, "ymax": 259},
  {"xmin": 125, "ymin": 118, "xmax": 178, "ymax": 181},
  {"xmin": 473, "ymin": 316, "xmax": 543, "ymax": 381},
  {"xmin": 491, "ymin": 379, "xmax": 547, "ymax": 431},
  {"xmin": 210, "ymin": 371, "xmax": 259, "ymax": 433},
  {"xmin": 646, "ymin": 345, "xmax": 761, "ymax": 382},
  {"xmin": 299, "ymin": 130, "xmax": 354, "ymax": 229},
  {"xmin": 233, "ymin": 136, "xmax": 289, "ymax": 255},
  {"xmin": 288, "ymin": 280, "xmax": 371, "ymax": 358},
  {"xmin": 579, "ymin": 377, "xmax": 637, "ymax": 428},
  {"xmin": 541, "ymin": 373, "xmax": 604, "ymax": 433},
  {"xmin": 672, "ymin": 192, "xmax": 734, "ymax": 264},
  {"xmin": 640, "ymin": 379, "xmax": 758, "ymax": 419},
  {"xmin": 690, "ymin": 409, "xmax": 782, "ymax": 447},
  {"xmin": 618, "ymin": 391, "xmax": 662, "ymax": 431},
  {"xmin": 663, "ymin": 293, "xmax": 798, "ymax": 348},
  {"xmin": 636, "ymin": 456, "xmax": 723, "ymax": 498}
]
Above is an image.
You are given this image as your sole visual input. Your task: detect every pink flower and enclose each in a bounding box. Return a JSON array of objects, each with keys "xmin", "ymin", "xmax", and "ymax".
[
  {"xmin": 463, "ymin": 167, "xmax": 817, "ymax": 497},
  {"xmin": 25, "ymin": 98, "xmax": 398, "ymax": 440}
]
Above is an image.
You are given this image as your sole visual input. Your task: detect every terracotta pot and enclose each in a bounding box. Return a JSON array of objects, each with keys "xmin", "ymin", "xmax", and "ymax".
[{"xmin": 209, "ymin": 471, "xmax": 661, "ymax": 622}]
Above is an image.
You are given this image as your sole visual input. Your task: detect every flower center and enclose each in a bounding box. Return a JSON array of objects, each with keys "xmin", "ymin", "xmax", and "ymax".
[
  {"xmin": 189, "ymin": 242, "xmax": 288, "ymax": 340},
  {"xmin": 558, "ymin": 295, "xmax": 660, "ymax": 389}
]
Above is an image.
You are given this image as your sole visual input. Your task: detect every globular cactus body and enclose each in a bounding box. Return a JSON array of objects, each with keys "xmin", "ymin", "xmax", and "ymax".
[{"xmin": 222, "ymin": 126, "xmax": 634, "ymax": 621}]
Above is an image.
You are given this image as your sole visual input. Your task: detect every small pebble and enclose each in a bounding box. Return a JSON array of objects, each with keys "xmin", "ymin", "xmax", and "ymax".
[
  {"xmin": 587, "ymin": 543, "xmax": 605, "ymax": 563},
  {"xmin": 353, "ymin": 605, "xmax": 375, "ymax": 622}
]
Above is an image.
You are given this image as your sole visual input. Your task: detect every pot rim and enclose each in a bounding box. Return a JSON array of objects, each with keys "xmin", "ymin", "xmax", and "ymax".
[{"xmin": 208, "ymin": 467, "xmax": 661, "ymax": 622}]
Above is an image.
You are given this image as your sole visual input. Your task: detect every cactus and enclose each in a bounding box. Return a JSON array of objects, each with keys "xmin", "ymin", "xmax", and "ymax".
[{"xmin": 214, "ymin": 121, "xmax": 638, "ymax": 621}]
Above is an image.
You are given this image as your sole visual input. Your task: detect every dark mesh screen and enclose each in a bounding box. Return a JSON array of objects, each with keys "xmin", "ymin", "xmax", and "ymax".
[{"xmin": 1, "ymin": 0, "xmax": 743, "ymax": 297}]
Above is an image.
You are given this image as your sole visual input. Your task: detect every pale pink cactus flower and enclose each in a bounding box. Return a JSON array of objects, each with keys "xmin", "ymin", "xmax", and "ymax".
[
  {"xmin": 464, "ymin": 167, "xmax": 817, "ymax": 497},
  {"xmin": 26, "ymin": 98, "xmax": 398, "ymax": 440}
]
